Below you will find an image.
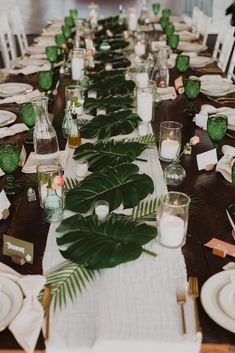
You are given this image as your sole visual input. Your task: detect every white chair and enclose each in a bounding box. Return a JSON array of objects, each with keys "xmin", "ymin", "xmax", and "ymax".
[
  {"xmin": 191, "ymin": 6, "xmax": 202, "ymax": 34},
  {"xmin": 197, "ymin": 12, "xmax": 211, "ymax": 47},
  {"xmin": 227, "ymin": 46, "xmax": 235, "ymax": 81},
  {"xmin": 0, "ymin": 13, "xmax": 17, "ymax": 68},
  {"xmin": 213, "ymin": 23, "xmax": 235, "ymax": 72},
  {"xmin": 8, "ymin": 7, "xmax": 29, "ymax": 57}
]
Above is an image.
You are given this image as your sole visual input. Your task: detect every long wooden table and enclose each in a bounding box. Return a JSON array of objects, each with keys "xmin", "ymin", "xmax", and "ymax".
[{"xmin": 0, "ymin": 36, "xmax": 235, "ymax": 352}]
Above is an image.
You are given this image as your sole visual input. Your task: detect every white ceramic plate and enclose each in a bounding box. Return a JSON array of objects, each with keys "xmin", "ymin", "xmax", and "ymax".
[
  {"xmin": 218, "ymin": 283, "xmax": 235, "ymax": 320},
  {"xmin": 0, "ymin": 83, "xmax": 33, "ymax": 98},
  {"xmin": 178, "ymin": 42, "xmax": 207, "ymax": 53},
  {"xmin": 0, "ymin": 276, "xmax": 23, "ymax": 331},
  {"xmin": 0, "ymin": 110, "xmax": 17, "ymax": 127},
  {"xmin": 15, "ymin": 58, "xmax": 47, "ymax": 67},
  {"xmin": 174, "ymin": 23, "xmax": 191, "ymax": 32},
  {"xmin": 201, "ymin": 81, "xmax": 232, "ymax": 94},
  {"xmin": 190, "ymin": 56, "xmax": 214, "ymax": 68},
  {"xmin": 201, "ymin": 270, "xmax": 235, "ymax": 333}
]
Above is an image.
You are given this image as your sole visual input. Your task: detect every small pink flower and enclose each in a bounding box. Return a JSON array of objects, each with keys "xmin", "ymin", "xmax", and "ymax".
[
  {"xmin": 190, "ymin": 136, "xmax": 200, "ymax": 145},
  {"xmin": 52, "ymin": 176, "xmax": 64, "ymax": 189}
]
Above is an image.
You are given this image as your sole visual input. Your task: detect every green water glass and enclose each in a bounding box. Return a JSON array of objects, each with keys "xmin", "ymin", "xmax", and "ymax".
[
  {"xmin": 46, "ymin": 46, "xmax": 58, "ymax": 65},
  {"xmin": 166, "ymin": 34, "xmax": 179, "ymax": 52},
  {"xmin": 62, "ymin": 25, "xmax": 72, "ymax": 39},
  {"xmin": 207, "ymin": 114, "xmax": 228, "ymax": 152},
  {"xmin": 152, "ymin": 3, "xmax": 160, "ymax": 15},
  {"xmin": 20, "ymin": 103, "xmax": 36, "ymax": 144},
  {"xmin": 65, "ymin": 16, "xmax": 75, "ymax": 28},
  {"xmin": 160, "ymin": 16, "xmax": 169, "ymax": 30},
  {"xmin": 70, "ymin": 8, "xmax": 78, "ymax": 20},
  {"xmin": 184, "ymin": 78, "xmax": 201, "ymax": 116},
  {"xmin": 38, "ymin": 70, "xmax": 53, "ymax": 95},
  {"xmin": 176, "ymin": 55, "xmax": 190, "ymax": 74},
  {"xmin": 0, "ymin": 144, "xmax": 21, "ymax": 195},
  {"xmin": 164, "ymin": 24, "xmax": 175, "ymax": 35},
  {"xmin": 55, "ymin": 33, "xmax": 66, "ymax": 48},
  {"xmin": 162, "ymin": 8, "xmax": 171, "ymax": 18}
]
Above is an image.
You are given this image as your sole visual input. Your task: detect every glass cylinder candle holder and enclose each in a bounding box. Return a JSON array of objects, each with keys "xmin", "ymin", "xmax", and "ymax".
[
  {"xmin": 134, "ymin": 41, "xmax": 146, "ymax": 57},
  {"xmin": 71, "ymin": 48, "xmax": 86, "ymax": 81},
  {"xmin": 65, "ymin": 84, "xmax": 84, "ymax": 114},
  {"xmin": 159, "ymin": 121, "xmax": 182, "ymax": 162},
  {"xmin": 136, "ymin": 80, "xmax": 156, "ymax": 122},
  {"xmin": 157, "ymin": 192, "xmax": 190, "ymax": 248},
  {"xmin": 94, "ymin": 200, "xmax": 110, "ymax": 223},
  {"xmin": 135, "ymin": 60, "xmax": 150, "ymax": 88}
]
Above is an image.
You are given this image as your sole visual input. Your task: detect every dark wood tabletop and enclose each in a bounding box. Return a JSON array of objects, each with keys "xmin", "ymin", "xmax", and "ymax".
[{"xmin": 0, "ymin": 36, "xmax": 235, "ymax": 350}]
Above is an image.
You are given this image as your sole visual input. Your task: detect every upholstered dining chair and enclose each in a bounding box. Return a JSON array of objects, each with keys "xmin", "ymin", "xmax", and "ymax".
[
  {"xmin": 0, "ymin": 13, "xmax": 17, "ymax": 68},
  {"xmin": 213, "ymin": 23, "xmax": 235, "ymax": 72}
]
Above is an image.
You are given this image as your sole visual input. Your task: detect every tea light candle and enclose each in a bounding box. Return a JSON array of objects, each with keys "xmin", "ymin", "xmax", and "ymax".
[
  {"xmin": 160, "ymin": 138, "xmax": 179, "ymax": 160},
  {"xmin": 137, "ymin": 91, "xmax": 153, "ymax": 122},
  {"xmin": 105, "ymin": 63, "xmax": 113, "ymax": 71},
  {"xmin": 138, "ymin": 122, "xmax": 149, "ymax": 136},
  {"xmin": 135, "ymin": 42, "xmax": 145, "ymax": 57},
  {"xmin": 75, "ymin": 161, "xmax": 88, "ymax": 178},
  {"xmin": 71, "ymin": 57, "xmax": 84, "ymax": 81},
  {"xmin": 95, "ymin": 202, "xmax": 109, "ymax": 222},
  {"xmin": 136, "ymin": 72, "xmax": 148, "ymax": 88},
  {"xmin": 97, "ymin": 107, "xmax": 106, "ymax": 115},
  {"xmin": 88, "ymin": 90, "xmax": 97, "ymax": 98},
  {"xmin": 159, "ymin": 215, "xmax": 184, "ymax": 247}
]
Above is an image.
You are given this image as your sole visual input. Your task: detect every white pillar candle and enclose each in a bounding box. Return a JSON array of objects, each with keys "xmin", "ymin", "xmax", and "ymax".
[
  {"xmin": 159, "ymin": 215, "xmax": 185, "ymax": 247},
  {"xmin": 88, "ymin": 90, "xmax": 97, "ymax": 98},
  {"xmin": 129, "ymin": 12, "xmax": 137, "ymax": 31},
  {"xmin": 75, "ymin": 163, "xmax": 88, "ymax": 178},
  {"xmin": 160, "ymin": 139, "xmax": 179, "ymax": 160},
  {"xmin": 138, "ymin": 122, "xmax": 149, "ymax": 136},
  {"xmin": 135, "ymin": 42, "xmax": 145, "ymax": 57},
  {"xmin": 97, "ymin": 107, "xmax": 106, "ymax": 115},
  {"xmin": 95, "ymin": 204, "xmax": 109, "ymax": 222},
  {"xmin": 137, "ymin": 91, "xmax": 153, "ymax": 122},
  {"xmin": 136, "ymin": 72, "xmax": 149, "ymax": 88},
  {"xmin": 71, "ymin": 57, "xmax": 84, "ymax": 81}
]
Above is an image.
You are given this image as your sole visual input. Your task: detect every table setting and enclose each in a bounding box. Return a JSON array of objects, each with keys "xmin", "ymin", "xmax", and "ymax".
[{"xmin": 0, "ymin": 2, "xmax": 235, "ymax": 353}]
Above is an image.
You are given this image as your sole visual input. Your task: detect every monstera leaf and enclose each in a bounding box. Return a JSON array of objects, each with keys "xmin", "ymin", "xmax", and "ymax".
[
  {"xmin": 94, "ymin": 51, "xmax": 124, "ymax": 62},
  {"xmin": 87, "ymin": 76, "xmax": 135, "ymax": 96},
  {"xmin": 73, "ymin": 140, "xmax": 148, "ymax": 172},
  {"xmin": 80, "ymin": 110, "xmax": 140, "ymax": 139},
  {"xmin": 56, "ymin": 214, "xmax": 156, "ymax": 269},
  {"xmin": 84, "ymin": 95, "xmax": 134, "ymax": 114},
  {"xmin": 88, "ymin": 69, "xmax": 125, "ymax": 83},
  {"xmin": 64, "ymin": 163, "xmax": 154, "ymax": 213}
]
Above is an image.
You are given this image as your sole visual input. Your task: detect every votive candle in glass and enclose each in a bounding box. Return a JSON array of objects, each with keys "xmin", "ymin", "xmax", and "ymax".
[{"xmin": 159, "ymin": 121, "xmax": 182, "ymax": 162}]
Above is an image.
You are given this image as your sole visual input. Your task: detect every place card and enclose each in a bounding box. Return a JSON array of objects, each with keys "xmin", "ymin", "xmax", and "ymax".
[
  {"xmin": 19, "ymin": 145, "xmax": 27, "ymax": 167},
  {"xmin": 195, "ymin": 114, "xmax": 207, "ymax": 130},
  {"xmin": 174, "ymin": 76, "xmax": 183, "ymax": 93},
  {"xmin": 205, "ymin": 237, "xmax": 235, "ymax": 258},
  {"xmin": 3, "ymin": 235, "xmax": 34, "ymax": 264},
  {"xmin": 0, "ymin": 190, "xmax": 10, "ymax": 220},
  {"xmin": 196, "ymin": 149, "xmax": 218, "ymax": 171}
]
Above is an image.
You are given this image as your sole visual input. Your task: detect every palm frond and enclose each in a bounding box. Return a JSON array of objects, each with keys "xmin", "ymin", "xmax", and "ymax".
[
  {"xmin": 64, "ymin": 177, "xmax": 79, "ymax": 192},
  {"xmin": 38, "ymin": 260, "xmax": 97, "ymax": 311},
  {"xmin": 17, "ymin": 174, "xmax": 38, "ymax": 190},
  {"xmin": 126, "ymin": 134, "xmax": 158, "ymax": 147}
]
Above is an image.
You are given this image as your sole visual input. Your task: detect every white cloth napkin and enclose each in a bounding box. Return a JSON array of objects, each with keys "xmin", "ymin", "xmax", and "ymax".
[
  {"xmin": 10, "ymin": 63, "xmax": 51, "ymax": 76},
  {"xmin": 178, "ymin": 42, "xmax": 207, "ymax": 53},
  {"xmin": 216, "ymin": 145, "xmax": 235, "ymax": 182},
  {"xmin": 28, "ymin": 53, "xmax": 47, "ymax": 60},
  {"xmin": 22, "ymin": 150, "xmax": 68, "ymax": 173},
  {"xmin": 178, "ymin": 30, "xmax": 198, "ymax": 42},
  {"xmin": 157, "ymin": 86, "xmax": 177, "ymax": 100},
  {"xmin": 27, "ymin": 46, "xmax": 47, "ymax": 55},
  {"xmin": 0, "ymin": 123, "xmax": 28, "ymax": 138},
  {"xmin": 194, "ymin": 104, "xmax": 235, "ymax": 130},
  {"xmin": 0, "ymin": 190, "xmax": 10, "ymax": 218},
  {"xmin": 167, "ymin": 53, "xmax": 177, "ymax": 68},
  {"xmin": 0, "ymin": 262, "xmax": 46, "ymax": 353},
  {"xmin": 0, "ymin": 89, "xmax": 42, "ymax": 105},
  {"xmin": 14, "ymin": 58, "xmax": 48, "ymax": 68}
]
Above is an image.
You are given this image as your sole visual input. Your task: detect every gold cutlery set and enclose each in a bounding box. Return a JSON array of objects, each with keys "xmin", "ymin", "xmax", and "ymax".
[
  {"xmin": 206, "ymin": 96, "xmax": 235, "ymax": 104},
  {"xmin": 177, "ymin": 277, "xmax": 201, "ymax": 335}
]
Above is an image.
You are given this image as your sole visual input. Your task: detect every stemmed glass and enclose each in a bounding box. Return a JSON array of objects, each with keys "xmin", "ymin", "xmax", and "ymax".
[
  {"xmin": 38, "ymin": 70, "xmax": 53, "ymax": 96},
  {"xmin": 160, "ymin": 16, "xmax": 169, "ymax": 31},
  {"xmin": 55, "ymin": 34, "xmax": 67, "ymax": 48},
  {"xmin": 176, "ymin": 55, "xmax": 190, "ymax": 75},
  {"xmin": 228, "ymin": 162, "xmax": 235, "ymax": 215},
  {"xmin": 152, "ymin": 3, "xmax": 160, "ymax": 15},
  {"xmin": 166, "ymin": 34, "xmax": 179, "ymax": 52},
  {"xmin": 62, "ymin": 25, "xmax": 72, "ymax": 40},
  {"xmin": 164, "ymin": 24, "xmax": 175, "ymax": 35},
  {"xmin": 64, "ymin": 16, "xmax": 75, "ymax": 28},
  {"xmin": 184, "ymin": 78, "xmax": 201, "ymax": 116},
  {"xmin": 0, "ymin": 144, "xmax": 21, "ymax": 195},
  {"xmin": 19, "ymin": 102, "xmax": 36, "ymax": 144},
  {"xmin": 46, "ymin": 46, "xmax": 58, "ymax": 68},
  {"xmin": 207, "ymin": 114, "xmax": 228, "ymax": 156},
  {"xmin": 70, "ymin": 8, "xmax": 78, "ymax": 20},
  {"xmin": 162, "ymin": 8, "xmax": 171, "ymax": 18}
]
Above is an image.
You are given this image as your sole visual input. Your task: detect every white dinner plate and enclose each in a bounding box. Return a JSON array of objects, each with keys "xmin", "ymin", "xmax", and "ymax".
[
  {"xmin": 0, "ymin": 83, "xmax": 33, "ymax": 98},
  {"xmin": 174, "ymin": 23, "xmax": 191, "ymax": 32},
  {"xmin": 0, "ymin": 110, "xmax": 17, "ymax": 127},
  {"xmin": 201, "ymin": 270, "xmax": 235, "ymax": 333},
  {"xmin": 15, "ymin": 58, "xmax": 48, "ymax": 67},
  {"xmin": 0, "ymin": 276, "xmax": 23, "ymax": 331},
  {"xmin": 218, "ymin": 283, "xmax": 235, "ymax": 320},
  {"xmin": 178, "ymin": 42, "xmax": 207, "ymax": 53},
  {"xmin": 201, "ymin": 81, "xmax": 232, "ymax": 94},
  {"xmin": 190, "ymin": 56, "xmax": 214, "ymax": 68}
]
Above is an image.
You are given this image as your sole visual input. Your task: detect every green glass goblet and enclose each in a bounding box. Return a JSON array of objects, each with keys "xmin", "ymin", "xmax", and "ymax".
[
  {"xmin": 207, "ymin": 114, "xmax": 228, "ymax": 155},
  {"xmin": 227, "ymin": 162, "xmax": 235, "ymax": 215},
  {"xmin": 62, "ymin": 25, "xmax": 72, "ymax": 40},
  {"xmin": 55, "ymin": 34, "xmax": 67, "ymax": 48},
  {"xmin": 0, "ymin": 144, "xmax": 21, "ymax": 195},
  {"xmin": 70, "ymin": 8, "xmax": 78, "ymax": 20},
  {"xmin": 19, "ymin": 103, "xmax": 36, "ymax": 144},
  {"xmin": 176, "ymin": 55, "xmax": 190, "ymax": 74},
  {"xmin": 184, "ymin": 78, "xmax": 201, "ymax": 116},
  {"xmin": 166, "ymin": 34, "xmax": 179, "ymax": 52},
  {"xmin": 160, "ymin": 16, "xmax": 169, "ymax": 31},
  {"xmin": 38, "ymin": 70, "xmax": 53, "ymax": 96},
  {"xmin": 64, "ymin": 16, "xmax": 75, "ymax": 28},
  {"xmin": 162, "ymin": 8, "xmax": 171, "ymax": 18},
  {"xmin": 152, "ymin": 3, "xmax": 160, "ymax": 15},
  {"xmin": 164, "ymin": 24, "xmax": 175, "ymax": 35},
  {"xmin": 46, "ymin": 46, "xmax": 58, "ymax": 67}
]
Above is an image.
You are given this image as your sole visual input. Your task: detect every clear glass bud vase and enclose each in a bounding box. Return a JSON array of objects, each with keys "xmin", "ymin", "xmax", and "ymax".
[
  {"xmin": 43, "ymin": 187, "xmax": 63, "ymax": 223},
  {"xmin": 164, "ymin": 159, "xmax": 186, "ymax": 186}
]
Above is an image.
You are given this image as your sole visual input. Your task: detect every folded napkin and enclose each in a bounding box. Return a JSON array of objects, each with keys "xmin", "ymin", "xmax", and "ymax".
[
  {"xmin": 178, "ymin": 30, "xmax": 198, "ymax": 42},
  {"xmin": 34, "ymin": 38, "xmax": 56, "ymax": 48},
  {"xmin": 27, "ymin": 46, "xmax": 47, "ymax": 55},
  {"xmin": 0, "ymin": 89, "xmax": 42, "ymax": 105},
  {"xmin": 194, "ymin": 104, "xmax": 235, "ymax": 130},
  {"xmin": 167, "ymin": 53, "xmax": 177, "ymax": 68},
  {"xmin": 10, "ymin": 63, "xmax": 51, "ymax": 76},
  {"xmin": 22, "ymin": 150, "xmax": 68, "ymax": 173},
  {"xmin": 157, "ymin": 86, "xmax": 177, "ymax": 100},
  {"xmin": 14, "ymin": 58, "xmax": 48, "ymax": 68},
  {"xmin": 216, "ymin": 145, "xmax": 235, "ymax": 182},
  {"xmin": 0, "ymin": 123, "xmax": 28, "ymax": 138},
  {"xmin": 178, "ymin": 42, "xmax": 207, "ymax": 53},
  {"xmin": 28, "ymin": 53, "xmax": 47, "ymax": 60},
  {"xmin": 41, "ymin": 29, "xmax": 61, "ymax": 36},
  {"xmin": 0, "ymin": 262, "xmax": 46, "ymax": 353}
]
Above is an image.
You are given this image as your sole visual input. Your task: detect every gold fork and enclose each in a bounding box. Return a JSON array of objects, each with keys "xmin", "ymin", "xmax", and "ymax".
[
  {"xmin": 176, "ymin": 288, "xmax": 187, "ymax": 335},
  {"xmin": 188, "ymin": 277, "xmax": 201, "ymax": 333}
]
